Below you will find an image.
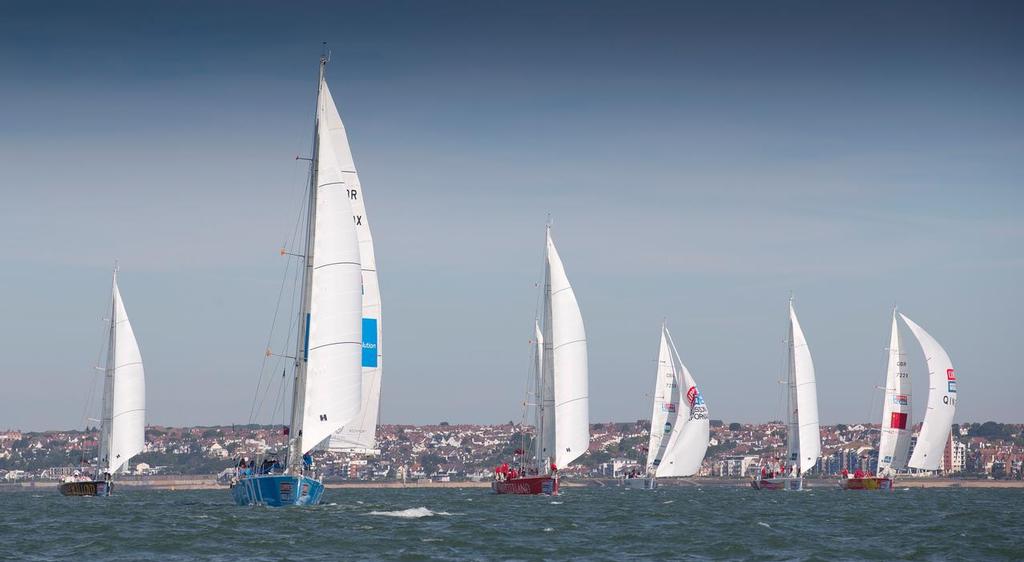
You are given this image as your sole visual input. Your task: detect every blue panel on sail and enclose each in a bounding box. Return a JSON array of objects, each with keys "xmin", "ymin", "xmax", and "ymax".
[{"xmin": 362, "ymin": 318, "xmax": 378, "ymax": 367}]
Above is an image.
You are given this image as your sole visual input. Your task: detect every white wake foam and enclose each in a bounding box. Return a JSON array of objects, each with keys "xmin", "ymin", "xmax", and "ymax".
[{"xmin": 368, "ymin": 507, "xmax": 452, "ymax": 518}]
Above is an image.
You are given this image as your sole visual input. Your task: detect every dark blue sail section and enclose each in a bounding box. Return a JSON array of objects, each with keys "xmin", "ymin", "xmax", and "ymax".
[{"xmin": 230, "ymin": 474, "xmax": 325, "ymax": 507}]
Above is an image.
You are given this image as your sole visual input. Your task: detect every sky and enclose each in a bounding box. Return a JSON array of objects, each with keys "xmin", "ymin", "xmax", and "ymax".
[{"xmin": 1, "ymin": 1, "xmax": 1021, "ymax": 431}]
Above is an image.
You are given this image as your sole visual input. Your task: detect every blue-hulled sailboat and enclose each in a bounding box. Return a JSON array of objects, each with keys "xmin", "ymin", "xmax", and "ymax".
[{"xmin": 230, "ymin": 52, "xmax": 364, "ymax": 507}]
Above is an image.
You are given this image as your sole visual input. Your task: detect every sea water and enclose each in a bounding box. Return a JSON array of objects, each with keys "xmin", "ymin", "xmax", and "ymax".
[{"xmin": 3, "ymin": 485, "xmax": 1022, "ymax": 560}]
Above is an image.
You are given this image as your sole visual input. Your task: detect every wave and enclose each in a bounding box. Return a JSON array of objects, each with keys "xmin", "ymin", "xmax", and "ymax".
[{"xmin": 368, "ymin": 507, "xmax": 453, "ymax": 518}]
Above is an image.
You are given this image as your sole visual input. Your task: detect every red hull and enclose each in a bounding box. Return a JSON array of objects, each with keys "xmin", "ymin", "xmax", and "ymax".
[
  {"xmin": 491, "ymin": 475, "xmax": 558, "ymax": 495},
  {"xmin": 839, "ymin": 477, "xmax": 893, "ymax": 490}
]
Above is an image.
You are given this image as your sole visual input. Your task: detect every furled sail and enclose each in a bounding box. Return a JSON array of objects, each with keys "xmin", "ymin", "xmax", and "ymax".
[
  {"xmin": 545, "ymin": 227, "xmax": 589, "ymax": 468},
  {"xmin": 901, "ymin": 313, "xmax": 956, "ymax": 471},
  {"xmin": 319, "ymin": 82, "xmax": 383, "ymax": 454},
  {"xmin": 787, "ymin": 301, "xmax": 820, "ymax": 473},
  {"xmin": 645, "ymin": 326, "xmax": 679, "ymax": 474},
  {"xmin": 878, "ymin": 310, "xmax": 912, "ymax": 472},
  {"xmin": 297, "ymin": 80, "xmax": 364, "ymax": 456},
  {"xmin": 100, "ymin": 274, "xmax": 146, "ymax": 475},
  {"xmin": 654, "ymin": 326, "xmax": 709, "ymax": 477}
]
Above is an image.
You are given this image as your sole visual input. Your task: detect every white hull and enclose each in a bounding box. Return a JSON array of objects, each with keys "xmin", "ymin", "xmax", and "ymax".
[{"xmin": 621, "ymin": 477, "xmax": 657, "ymax": 490}]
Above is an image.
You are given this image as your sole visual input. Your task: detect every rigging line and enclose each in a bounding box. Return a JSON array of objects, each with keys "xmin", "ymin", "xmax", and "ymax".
[
  {"xmin": 80, "ymin": 291, "xmax": 113, "ymax": 431},
  {"xmin": 248, "ymin": 163, "xmax": 313, "ymax": 426},
  {"xmin": 256, "ymin": 252, "xmax": 304, "ymax": 424}
]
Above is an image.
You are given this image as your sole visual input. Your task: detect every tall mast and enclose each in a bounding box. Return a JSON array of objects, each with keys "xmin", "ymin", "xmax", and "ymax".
[
  {"xmin": 288, "ymin": 53, "xmax": 327, "ymax": 472},
  {"xmin": 98, "ymin": 264, "xmax": 118, "ymax": 475}
]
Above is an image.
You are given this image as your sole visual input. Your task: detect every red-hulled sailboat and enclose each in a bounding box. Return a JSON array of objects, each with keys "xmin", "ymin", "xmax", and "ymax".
[{"xmin": 492, "ymin": 225, "xmax": 589, "ymax": 495}]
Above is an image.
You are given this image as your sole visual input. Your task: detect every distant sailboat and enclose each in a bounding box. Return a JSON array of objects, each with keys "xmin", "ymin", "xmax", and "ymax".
[
  {"xmin": 493, "ymin": 225, "xmax": 589, "ymax": 495},
  {"xmin": 230, "ymin": 53, "xmax": 364, "ymax": 507},
  {"xmin": 624, "ymin": 323, "xmax": 710, "ymax": 489},
  {"xmin": 752, "ymin": 298, "xmax": 820, "ymax": 491},
  {"xmin": 60, "ymin": 266, "xmax": 145, "ymax": 497},
  {"xmin": 840, "ymin": 310, "xmax": 957, "ymax": 489}
]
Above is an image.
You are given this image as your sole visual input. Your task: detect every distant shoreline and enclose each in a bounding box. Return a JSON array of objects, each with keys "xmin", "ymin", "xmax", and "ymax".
[{"xmin": 3, "ymin": 476, "xmax": 1023, "ymax": 492}]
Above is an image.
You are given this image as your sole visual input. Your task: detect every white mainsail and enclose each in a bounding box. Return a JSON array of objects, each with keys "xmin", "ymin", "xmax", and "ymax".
[
  {"xmin": 786, "ymin": 301, "xmax": 820, "ymax": 473},
  {"xmin": 294, "ymin": 77, "xmax": 364, "ymax": 456},
  {"xmin": 319, "ymin": 81, "xmax": 383, "ymax": 454},
  {"xmin": 878, "ymin": 310, "xmax": 912, "ymax": 472},
  {"xmin": 543, "ymin": 227, "xmax": 589, "ymax": 469},
  {"xmin": 99, "ymin": 272, "xmax": 146, "ymax": 475},
  {"xmin": 654, "ymin": 326, "xmax": 709, "ymax": 477},
  {"xmin": 901, "ymin": 313, "xmax": 956, "ymax": 471},
  {"xmin": 645, "ymin": 326, "xmax": 679, "ymax": 475}
]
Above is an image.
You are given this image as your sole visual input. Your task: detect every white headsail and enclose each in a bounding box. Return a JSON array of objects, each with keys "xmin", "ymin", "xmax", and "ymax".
[
  {"xmin": 534, "ymin": 320, "xmax": 555, "ymax": 468},
  {"xmin": 545, "ymin": 227, "xmax": 589, "ymax": 468},
  {"xmin": 654, "ymin": 326, "xmax": 709, "ymax": 478},
  {"xmin": 878, "ymin": 310, "xmax": 912, "ymax": 472},
  {"xmin": 787, "ymin": 301, "xmax": 820, "ymax": 473},
  {"xmin": 99, "ymin": 273, "xmax": 146, "ymax": 475},
  {"xmin": 901, "ymin": 313, "xmax": 956, "ymax": 471},
  {"xmin": 319, "ymin": 81, "xmax": 383, "ymax": 454},
  {"xmin": 296, "ymin": 79, "xmax": 364, "ymax": 456},
  {"xmin": 645, "ymin": 326, "xmax": 679, "ymax": 474}
]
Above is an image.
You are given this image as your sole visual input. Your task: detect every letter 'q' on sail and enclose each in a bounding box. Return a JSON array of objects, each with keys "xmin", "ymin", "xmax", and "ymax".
[
  {"xmin": 544, "ymin": 227, "xmax": 589, "ymax": 469},
  {"xmin": 901, "ymin": 313, "xmax": 957, "ymax": 471}
]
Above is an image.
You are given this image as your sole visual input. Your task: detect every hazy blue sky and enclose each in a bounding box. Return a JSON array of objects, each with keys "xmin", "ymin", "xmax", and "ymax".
[{"xmin": 1, "ymin": 1, "xmax": 1021, "ymax": 431}]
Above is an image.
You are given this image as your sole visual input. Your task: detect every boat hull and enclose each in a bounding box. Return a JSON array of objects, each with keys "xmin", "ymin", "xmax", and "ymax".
[
  {"xmin": 839, "ymin": 477, "xmax": 893, "ymax": 490},
  {"xmin": 491, "ymin": 475, "xmax": 558, "ymax": 495},
  {"xmin": 622, "ymin": 477, "xmax": 657, "ymax": 490},
  {"xmin": 230, "ymin": 474, "xmax": 324, "ymax": 506},
  {"xmin": 751, "ymin": 477, "xmax": 804, "ymax": 491},
  {"xmin": 59, "ymin": 480, "xmax": 112, "ymax": 497}
]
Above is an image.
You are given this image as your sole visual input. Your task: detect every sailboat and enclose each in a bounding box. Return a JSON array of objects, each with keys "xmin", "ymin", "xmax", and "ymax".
[
  {"xmin": 60, "ymin": 266, "xmax": 146, "ymax": 497},
  {"xmin": 492, "ymin": 225, "xmax": 589, "ymax": 495},
  {"xmin": 624, "ymin": 323, "xmax": 710, "ymax": 489},
  {"xmin": 751, "ymin": 298, "xmax": 820, "ymax": 491},
  {"xmin": 839, "ymin": 310, "xmax": 957, "ymax": 489},
  {"xmin": 230, "ymin": 53, "xmax": 364, "ymax": 507}
]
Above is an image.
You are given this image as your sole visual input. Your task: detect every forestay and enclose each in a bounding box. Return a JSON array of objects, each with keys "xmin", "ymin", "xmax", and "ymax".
[{"xmin": 901, "ymin": 313, "xmax": 956, "ymax": 471}]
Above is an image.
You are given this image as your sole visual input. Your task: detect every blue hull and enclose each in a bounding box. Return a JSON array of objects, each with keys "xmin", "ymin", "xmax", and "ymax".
[{"xmin": 230, "ymin": 474, "xmax": 324, "ymax": 507}]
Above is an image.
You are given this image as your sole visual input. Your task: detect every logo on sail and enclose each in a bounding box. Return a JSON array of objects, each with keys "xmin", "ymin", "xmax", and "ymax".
[
  {"xmin": 362, "ymin": 318, "xmax": 378, "ymax": 368},
  {"xmin": 661, "ymin": 403, "xmax": 677, "ymax": 413},
  {"xmin": 947, "ymin": 381, "xmax": 957, "ymax": 393},
  {"xmin": 890, "ymin": 412, "xmax": 908, "ymax": 429},
  {"xmin": 686, "ymin": 386, "xmax": 704, "ymax": 406},
  {"xmin": 893, "ymin": 394, "xmax": 909, "ymax": 406},
  {"xmin": 946, "ymin": 369, "xmax": 956, "ymax": 381}
]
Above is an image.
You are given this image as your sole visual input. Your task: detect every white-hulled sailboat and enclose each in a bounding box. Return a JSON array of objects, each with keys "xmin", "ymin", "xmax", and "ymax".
[
  {"xmin": 61, "ymin": 266, "xmax": 146, "ymax": 497},
  {"xmin": 230, "ymin": 53, "xmax": 364, "ymax": 507},
  {"xmin": 624, "ymin": 323, "xmax": 710, "ymax": 489},
  {"xmin": 493, "ymin": 225, "xmax": 589, "ymax": 495},
  {"xmin": 840, "ymin": 310, "xmax": 957, "ymax": 489},
  {"xmin": 752, "ymin": 298, "xmax": 820, "ymax": 491}
]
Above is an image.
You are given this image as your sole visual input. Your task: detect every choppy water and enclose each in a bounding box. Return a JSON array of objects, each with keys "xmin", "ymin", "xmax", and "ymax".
[{"xmin": 3, "ymin": 484, "xmax": 1022, "ymax": 561}]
